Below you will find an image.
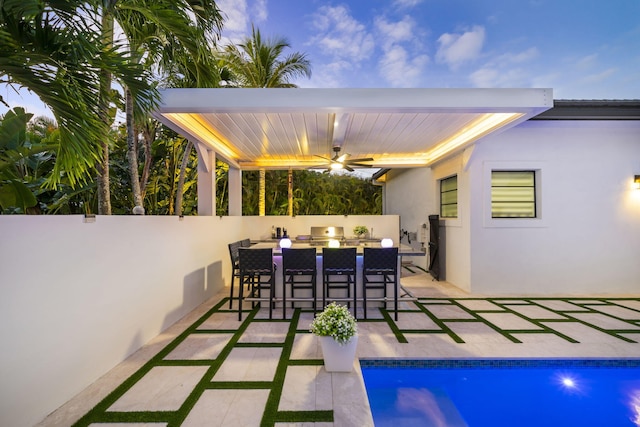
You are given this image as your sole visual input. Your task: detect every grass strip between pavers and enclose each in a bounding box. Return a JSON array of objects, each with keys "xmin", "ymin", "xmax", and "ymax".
[
  {"xmin": 169, "ymin": 306, "xmax": 261, "ymax": 427},
  {"xmin": 381, "ymin": 308, "xmax": 408, "ymax": 343},
  {"xmin": 70, "ymin": 295, "xmax": 640, "ymax": 426},
  {"xmin": 260, "ymin": 308, "xmax": 334, "ymax": 426},
  {"xmin": 414, "ymin": 299, "xmax": 465, "ymax": 343}
]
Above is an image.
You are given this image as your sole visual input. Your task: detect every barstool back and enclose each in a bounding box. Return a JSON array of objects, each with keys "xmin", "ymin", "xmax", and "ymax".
[
  {"xmin": 237, "ymin": 248, "xmax": 275, "ymax": 320},
  {"xmin": 282, "ymin": 248, "xmax": 318, "ymax": 314},
  {"xmin": 321, "ymin": 247, "xmax": 357, "ymax": 315},
  {"xmin": 362, "ymin": 247, "xmax": 399, "ymax": 320}
]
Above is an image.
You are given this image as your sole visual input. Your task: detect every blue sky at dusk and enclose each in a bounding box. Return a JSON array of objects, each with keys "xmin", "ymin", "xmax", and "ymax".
[
  {"xmin": 218, "ymin": 0, "xmax": 640, "ymax": 98},
  {"xmin": 2, "ymin": 0, "xmax": 639, "ymax": 118}
]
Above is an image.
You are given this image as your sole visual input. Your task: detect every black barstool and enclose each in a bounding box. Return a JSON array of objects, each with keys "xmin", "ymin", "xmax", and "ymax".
[
  {"xmin": 227, "ymin": 241, "xmax": 242, "ymax": 309},
  {"xmin": 362, "ymin": 247, "xmax": 399, "ymax": 320},
  {"xmin": 238, "ymin": 248, "xmax": 275, "ymax": 321},
  {"xmin": 282, "ymin": 248, "xmax": 317, "ymax": 316},
  {"xmin": 322, "ymin": 247, "xmax": 357, "ymax": 315},
  {"xmin": 227, "ymin": 238, "xmax": 252, "ymax": 309}
]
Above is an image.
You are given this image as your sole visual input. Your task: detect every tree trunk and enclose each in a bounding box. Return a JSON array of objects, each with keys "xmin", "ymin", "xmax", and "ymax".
[
  {"xmin": 139, "ymin": 120, "xmax": 155, "ymax": 200},
  {"xmin": 176, "ymin": 140, "xmax": 193, "ymax": 216},
  {"xmin": 126, "ymin": 88, "xmax": 144, "ymax": 212},
  {"xmin": 288, "ymin": 168, "xmax": 293, "ymax": 216},
  {"xmin": 259, "ymin": 168, "xmax": 265, "ymax": 216},
  {"xmin": 96, "ymin": 12, "xmax": 114, "ymax": 215}
]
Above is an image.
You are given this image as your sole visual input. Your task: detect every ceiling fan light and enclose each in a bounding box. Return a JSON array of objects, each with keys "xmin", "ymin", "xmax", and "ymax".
[{"xmin": 330, "ymin": 163, "xmax": 343, "ymax": 170}]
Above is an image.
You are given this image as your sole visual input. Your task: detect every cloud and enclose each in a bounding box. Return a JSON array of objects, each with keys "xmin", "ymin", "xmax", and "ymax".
[
  {"xmin": 379, "ymin": 45, "xmax": 429, "ymax": 87},
  {"xmin": 576, "ymin": 53, "xmax": 598, "ymax": 69},
  {"xmin": 375, "ymin": 16, "xmax": 415, "ymax": 49},
  {"xmin": 253, "ymin": 0, "xmax": 268, "ymax": 22},
  {"xmin": 581, "ymin": 68, "xmax": 617, "ymax": 84},
  {"xmin": 218, "ymin": 0, "xmax": 269, "ymax": 44},
  {"xmin": 393, "ymin": 0, "xmax": 423, "ymax": 8},
  {"xmin": 436, "ymin": 25, "xmax": 485, "ymax": 70},
  {"xmin": 374, "ymin": 16, "xmax": 429, "ymax": 87},
  {"xmin": 468, "ymin": 47, "xmax": 539, "ymax": 87},
  {"xmin": 309, "ymin": 5, "xmax": 375, "ymax": 62}
]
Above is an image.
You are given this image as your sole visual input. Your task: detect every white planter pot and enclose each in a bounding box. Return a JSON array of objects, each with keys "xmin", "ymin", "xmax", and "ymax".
[{"xmin": 318, "ymin": 335, "xmax": 358, "ymax": 372}]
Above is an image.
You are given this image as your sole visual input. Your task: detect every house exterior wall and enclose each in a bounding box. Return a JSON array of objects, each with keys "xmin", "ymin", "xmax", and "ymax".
[
  {"xmin": 382, "ymin": 118, "xmax": 639, "ymax": 295},
  {"xmin": 383, "ymin": 167, "xmax": 433, "ymax": 270},
  {"xmin": 0, "ymin": 214, "xmax": 399, "ymax": 427},
  {"xmin": 467, "ymin": 120, "xmax": 640, "ymax": 294},
  {"xmin": 431, "ymin": 155, "xmax": 473, "ymax": 292}
]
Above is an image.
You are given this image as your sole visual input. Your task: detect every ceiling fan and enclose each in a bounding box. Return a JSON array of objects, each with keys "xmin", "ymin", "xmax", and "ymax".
[{"xmin": 314, "ymin": 146, "xmax": 374, "ymax": 172}]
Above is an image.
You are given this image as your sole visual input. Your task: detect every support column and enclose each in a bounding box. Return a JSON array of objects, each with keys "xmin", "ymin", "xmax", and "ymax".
[
  {"xmin": 228, "ymin": 166, "xmax": 242, "ymax": 216},
  {"xmin": 197, "ymin": 148, "xmax": 216, "ymax": 216}
]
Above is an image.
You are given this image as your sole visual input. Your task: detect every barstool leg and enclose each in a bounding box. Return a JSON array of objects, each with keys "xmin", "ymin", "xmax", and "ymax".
[
  {"xmin": 363, "ymin": 276, "xmax": 367, "ymax": 320},
  {"xmin": 229, "ymin": 273, "xmax": 235, "ymax": 309},
  {"xmin": 238, "ymin": 274, "xmax": 244, "ymax": 321}
]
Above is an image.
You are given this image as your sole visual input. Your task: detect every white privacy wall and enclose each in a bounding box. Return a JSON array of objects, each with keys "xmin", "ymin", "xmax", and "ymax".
[
  {"xmin": 0, "ymin": 215, "xmax": 241, "ymax": 427},
  {"xmin": 0, "ymin": 214, "xmax": 399, "ymax": 426},
  {"xmin": 467, "ymin": 120, "xmax": 640, "ymax": 294}
]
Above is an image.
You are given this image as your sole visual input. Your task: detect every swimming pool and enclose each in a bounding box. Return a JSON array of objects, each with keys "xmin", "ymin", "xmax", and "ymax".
[{"xmin": 361, "ymin": 359, "xmax": 640, "ymax": 427}]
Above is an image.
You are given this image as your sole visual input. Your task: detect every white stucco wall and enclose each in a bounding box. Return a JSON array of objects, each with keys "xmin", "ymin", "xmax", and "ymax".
[
  {"xmin": 383, "ymin": 168, "xmax": 433, "ymax": 270},
  {"xmin": 467, "ymin": 120, "xmax": 640, "ymax": 294},
  {"xmin": 430, "ymin": 156, "xmax": 473, "ymax": 292},
  {"xmin": 0, "ymin": 214, "xmax": 399, "ymax": 427}
]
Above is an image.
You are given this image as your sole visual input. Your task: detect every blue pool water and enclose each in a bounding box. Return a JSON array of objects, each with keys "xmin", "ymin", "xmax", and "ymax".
[{"xmin": 361, "ymin": 360, "xmax": 640, "ymax": 427}]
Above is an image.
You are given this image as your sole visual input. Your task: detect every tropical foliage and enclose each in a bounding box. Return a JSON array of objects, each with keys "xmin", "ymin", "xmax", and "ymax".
[
  {"xmin": 0, "ymin": 0, "xmax": 157, "ymax": 189},
  {"xmin": 238, "ymin": 169, "xmax": 381, "ymax": 216},
  {"xmin": 0, "ymin": 3, "xmax": 381, "ymax": 216}
]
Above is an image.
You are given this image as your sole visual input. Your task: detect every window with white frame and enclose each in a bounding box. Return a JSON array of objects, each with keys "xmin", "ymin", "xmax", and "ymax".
[
  {"xmin": 440, "ymin": 175, "xmax": 458, "ymax": 218},
  {"xmin": 491, "ymin": 170, "xmax": 536, "ymax": 218}
]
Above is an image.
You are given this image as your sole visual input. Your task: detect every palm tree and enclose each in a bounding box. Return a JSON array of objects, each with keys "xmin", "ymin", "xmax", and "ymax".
[
  {"xmin": 220, "ymin": 25, "xmax": 312, "ymax": 88},
  {"xmin": 97, "ymin": 0, "xmax": 223, "ymax": 214},
  {"xmin": 218, "ymin": 25, "xmax": 311, "ymax": 215},
  {"xmin": 0, "ymin": 0, "xmax": 156, "ymax": 194}
]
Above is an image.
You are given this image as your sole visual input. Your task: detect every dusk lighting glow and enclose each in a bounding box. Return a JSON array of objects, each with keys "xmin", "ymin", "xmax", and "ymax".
[{"xmin": 279, "ymin": 238, "xmax": 292, "ymax": 248}]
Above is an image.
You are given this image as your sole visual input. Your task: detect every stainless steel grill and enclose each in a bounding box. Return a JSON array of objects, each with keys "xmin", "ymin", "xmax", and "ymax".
[{"xmin": 309, "ymin": 226, "xmax": 345, "ymax": 246}]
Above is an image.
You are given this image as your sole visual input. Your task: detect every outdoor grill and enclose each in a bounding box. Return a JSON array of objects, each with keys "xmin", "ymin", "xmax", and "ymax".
[{"xmin": 308, "ymin": 226, "xmax": 345, "ymax": 246}]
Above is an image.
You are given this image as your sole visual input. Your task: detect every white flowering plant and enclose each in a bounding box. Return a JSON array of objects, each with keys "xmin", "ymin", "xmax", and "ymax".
[{"xmin": 310, "ymin": 302, "xmax": 358, "ymax": 345}]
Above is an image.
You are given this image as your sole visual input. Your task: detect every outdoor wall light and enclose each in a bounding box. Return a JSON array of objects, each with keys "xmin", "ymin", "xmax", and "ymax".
[
  {"xmin": 280, "ymin": 238, "xmax": 292, "ymax": 248},
  {"xmin": 380, "ymin": 238, "xmax": 394, "ymax": 248},
  {"xmin": 634, "ymin": 175, "xmax": 640, "ymax": 190}
]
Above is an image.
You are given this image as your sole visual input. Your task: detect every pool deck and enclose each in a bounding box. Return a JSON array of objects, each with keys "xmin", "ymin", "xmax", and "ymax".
[{"xmin": 39, "ymin": 270, "xmax": 640, "ymax": 426}]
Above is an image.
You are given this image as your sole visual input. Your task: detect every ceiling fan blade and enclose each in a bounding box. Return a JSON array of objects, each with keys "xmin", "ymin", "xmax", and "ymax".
[
  {"xmin": 345, "ymin": 157, "xmax": 374, "ymax": 163},
  {"xmin": 344, "ymin": 164, "xmax": 355, "ymax": 172},
  {"xmin": 336, "ymin": 153, "xmax": 348, "ymax": 163},
  {"xmin": 314, "ymin": 154, "xmax": 331, "ymax": 161},
  {"xmin": 348, "ymin": 163, "xmax": 373, "ymax": 168}
]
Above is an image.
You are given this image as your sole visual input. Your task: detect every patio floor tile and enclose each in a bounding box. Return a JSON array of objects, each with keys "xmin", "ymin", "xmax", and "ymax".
[
  {"xmin": 503, "ymin": 304, "xmax": 567, "ymax": 320},
  {"xmin": 279, "ymin": 366, "xmax": 332, "ymax": 411},
  {"xmin": 239, "ymin": 321, "xmax": 291, "ymax": 343},
  {"xmin": 164, "ymin": 333, "xmax": 233, "ymax": 360},
  {"xmin": 181, "ymin": 389, "xmax": 270, "ymax": 427},
  {"xmin": 477, "ymin": 312, "xmax": 543, "ymax": 330},
  {"xmin": 107, "ymin": 366, "xmax": 208, "ymax": 412},
  {"xmin": 423, "ymin": 304, "xmax": 476, "ymax": 319},
  {"xmin": 212, "ymin": 347, "xmax": 282, "ymax": 382},
  {"xmin": 456, "ymin": 300, "xmax": 505, "ymax": 311}
]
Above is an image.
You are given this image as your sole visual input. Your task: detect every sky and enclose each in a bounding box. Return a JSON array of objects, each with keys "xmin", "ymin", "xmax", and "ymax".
[
  {"xmin": 2, "ymin": 0, "xmax": 639, "ymax": 119},
  {"xmin": 216, "ymin": 0, "xmax": 640, "ymax": 98}
]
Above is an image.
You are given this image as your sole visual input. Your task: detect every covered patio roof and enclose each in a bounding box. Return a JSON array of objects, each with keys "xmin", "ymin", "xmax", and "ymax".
[{"xmin": 154, "ymin": 88, "xmax": 552, "ymax": 171}]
